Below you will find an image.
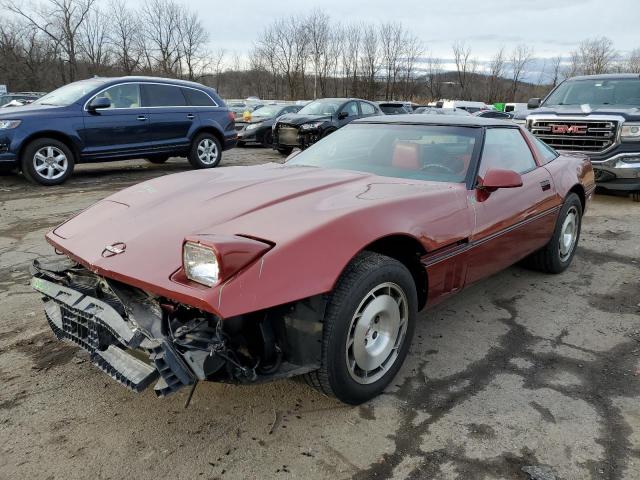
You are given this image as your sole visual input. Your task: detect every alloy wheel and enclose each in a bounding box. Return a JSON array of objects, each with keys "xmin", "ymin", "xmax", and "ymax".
[
  {"xmin": 33, "ymin": 146, "xmax": 68, "ymax": 181},
  {"xmin": 345, "ymin": 282, "xmax": 409, "ymax": 385},
  {"xmin": 559, "ymin": 205, "xmax": 579, "ymax": 262},
  {"xmin": 197, "ymin": 138, "xmax": 218, "ymax": 165}
]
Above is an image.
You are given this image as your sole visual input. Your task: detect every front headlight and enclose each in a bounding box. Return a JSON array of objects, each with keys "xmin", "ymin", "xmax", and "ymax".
[
  {"xmin": 246, "ymin": 122, "xmax": 263, "ymax": 131},
  {"xmin": 300, "ymin": 121, "xmax": 323, "ymax": 130},
  {"xmin": 621, "ymin": 123, "xmax": 640, "ymax": 141},
  {"xmin": 183, "ymin": 241, "xmax": 219, "ymax": 287},
  {"xmin": 0, "ymin": 120, "xmax": 21, "ymax": 129}
]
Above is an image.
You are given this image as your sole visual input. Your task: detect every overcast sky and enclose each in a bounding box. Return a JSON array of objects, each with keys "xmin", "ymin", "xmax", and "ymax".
[{"xmin": 163, "ymin": 0, "xmax": 638, "ymax": 60}]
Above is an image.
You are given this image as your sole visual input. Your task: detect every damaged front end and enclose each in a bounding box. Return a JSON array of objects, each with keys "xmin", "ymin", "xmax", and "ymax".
[{"xmin": 31, "ymin": 257, "xmax": 325, "ymax": 397}]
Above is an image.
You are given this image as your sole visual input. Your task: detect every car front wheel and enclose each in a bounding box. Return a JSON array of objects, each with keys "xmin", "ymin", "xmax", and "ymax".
[
  {"xmin": 188, "ymin": 133, "xmax": 221, "ymax": 168},
  {"xmin": 303, "ymin": 251, "xmax": 417, "ymax": 404},
  {"xmin": 524, "ymin": 192, "xmax": 583, "ymax": 273},
  {"xmin": 21, "ymin": 138, "xmax": 75, "ymax": 186}
]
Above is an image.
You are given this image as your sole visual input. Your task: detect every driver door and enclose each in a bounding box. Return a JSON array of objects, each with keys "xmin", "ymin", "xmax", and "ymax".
[
  {"xmin": 465, "ymin": 127, "xmax": 560, "ymax": 285},
  {"xmin": 81, "ymin": 83, "xmax": 152, "ymax": 158}
]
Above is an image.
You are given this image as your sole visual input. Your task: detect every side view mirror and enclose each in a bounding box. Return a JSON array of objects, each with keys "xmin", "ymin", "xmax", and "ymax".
[
  {"xmin": 338, "ymin": 111, "xmax": 348, "ymax": 120},
  {"xmin": 478, "ymin": 169, "xmax": 523, "ymax": 192},
  {"xmin": 88, "ymin": 96, "xmax": 111, "ymax": 111},
  {"xmin": 527, "ymin": 98, "xmax": 540, "ymax": 109},
  {"xmin": 286, "ymin": 148, "xmax": 302, "ymax": 161}
]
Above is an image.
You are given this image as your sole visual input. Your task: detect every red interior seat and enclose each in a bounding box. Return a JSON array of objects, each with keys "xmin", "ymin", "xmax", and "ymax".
[{"xmin": 392, "ymin": 142, "xmax": 420, "ymax": 170}]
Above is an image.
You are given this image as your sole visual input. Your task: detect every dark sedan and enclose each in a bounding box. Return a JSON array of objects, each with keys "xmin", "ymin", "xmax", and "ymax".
[
  {"xmin": 237, "ymin": 104, "xmax": 302, "ymax": 147},
  {"xmin": 272, "ymin": 98, "xmax": 382, "ymax": 154}
]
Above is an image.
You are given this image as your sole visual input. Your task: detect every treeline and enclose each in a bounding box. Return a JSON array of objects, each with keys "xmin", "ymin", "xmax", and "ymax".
[{"xmin": 1, "ymin": 0, "xmax": 639, "ymax": 103}]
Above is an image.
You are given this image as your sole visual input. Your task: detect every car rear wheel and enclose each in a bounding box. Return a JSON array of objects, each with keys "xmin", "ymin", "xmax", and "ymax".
[
  {"xmin": 524, "ymin": 192, "xmax": 582, "ymax": 273},
  {"xmin": 188, "ymin": 133, "xmax": 221, "ymax": 169},
  {"xmin": 21, "ymin": 138, "xmax": 75, "ymax": 186},
  {"xmin": 302, "ymin": 251, "xmax": 417, "ymax": 404},
  {"xmin": 277, "ymin": 146, "xmax": 293, "ymax": 155},
  {"xmin": 145, "ymin": 156, "xmax": 169, "ymax": 164}
]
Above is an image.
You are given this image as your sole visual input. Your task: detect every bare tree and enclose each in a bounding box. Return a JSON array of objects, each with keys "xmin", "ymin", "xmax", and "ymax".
[
  {"xmin": 178, "ymin": 7, "xmax": 208, "ymax": 80},
  {"xmin": 3, "ymin": 0, "xmax": 98, "ymax": 82},
  {"xmin": 452, "ymin": 42, "xmax": 476, "ymax": 99},
  {"xmin": 78, "ymin": 6, "xmax": 110, "ymax": 74},
  {"xmin": 141, "ymin": 0, "xmax": 183, "ymax": 75},
  {"xmin": 578, "ymin": 37, "xmax": 617, "ymax": 75},
  {"xmin": 360, "ymin": 24, "xmax": 379, "ymax": 99},
  {"xmin": 549, "ymin": 55, "xmax": 563, "ymax": 87},
  {"xmin": 628, "ymin": 48, "xmax": 640, "ymax": 73},
  {"xmin": 424, "ymin": 53, "xmax": 443, "ymax": 101},
  {"xmin": 486, "ymin": 47, "xmax": 506, "ymax": 103},
  {"xmin": 379, "ymin": 21, "xmax": 403, "ymax": 100},
  {"xmin": 341, "ymin": 23, "xmax": 361, "ymax": 97},
  {"xmin": 307, "ymin": 9, "xmax": 329, "ymax": 99},
  {"xmin": 400, "ymin": 33, "xmax": 422, "ymax": 100},
  {"xmin": 108, "ymin": 0, "xmax": 142, "ymax": 75},
  {"xmin": 509, "ymin": 44, "xmax": 534, "ymax": 100}
]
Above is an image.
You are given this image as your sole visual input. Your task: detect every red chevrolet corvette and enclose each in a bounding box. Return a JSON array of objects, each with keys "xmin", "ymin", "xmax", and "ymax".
[{"xmin": 31, "ymin": 115, "xmax": 594, "ymax": 404}]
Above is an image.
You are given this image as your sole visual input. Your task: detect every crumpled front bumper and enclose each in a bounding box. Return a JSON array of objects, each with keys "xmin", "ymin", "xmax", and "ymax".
[{"xmin": 31, "ymin": 259, "xmax": 197, "ymax": 397}]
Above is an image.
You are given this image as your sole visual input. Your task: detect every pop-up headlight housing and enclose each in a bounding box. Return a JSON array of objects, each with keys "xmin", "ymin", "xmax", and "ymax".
[{"xmin": 181, "ymin": 235, "xmax": 273, "ymax": 287}]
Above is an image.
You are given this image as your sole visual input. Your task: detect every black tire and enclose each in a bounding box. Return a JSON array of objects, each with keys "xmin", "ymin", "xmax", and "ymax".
[
  {"xmin": 261, "ymin": 130, "xmax": 273, "ymax": 148},
  {"xmin": 524, "ymin": 193, "xmax": 583, "ymax": 274},
  {"xmin": 145, "ymin": 156, "xmax": 169, "ymax": 164},
  {"xmin": 631, "ymin": 192, "xmax": 640, "ymax": 202},
  {"xmin": 188, "ymin": 133, "xmax": 222, "ymax": 169},
  {"xmin": 21, "ymin": 137, "xmax": 75, "ymax": 186},
  {"xmin": 277, "ymin": 146, "xmax": 293, "ymax": 155},
  {"xmin": 302, "ymin": 251, "xmax": 417, "ymax": 404},
  {"xmin": 321, "ymin": 128, "xmax": 337, "ymax": 138},
  {"xmin": 237, "ymin": 140, "xmax": 246, "ymax": 147}
]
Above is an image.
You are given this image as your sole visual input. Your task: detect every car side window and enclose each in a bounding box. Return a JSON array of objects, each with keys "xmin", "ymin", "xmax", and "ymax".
[
  {"xmin": 182, "ymin": 88, "xmax": 215, "ymax": 107},
  {"xmin": 341, "ymin": 101, "xmax": 359, "ymax": 117},
  {"xmin": 360, "ymin": 102, "xmax": 377, "ymax": 115},
  {"xmin": 95, "ymin": 83, "xmax": 140, "ymax": 109},
  {"xmin": 479, "ymin": 128, "xmax": 537, "ymax": 177},
  {"xmin": 141, "ymin": 84, "xmax": 187, "ymax": 107},
  {"xmin": 530, "ymin": 133, "xmax": 559, "ymax": 164}
]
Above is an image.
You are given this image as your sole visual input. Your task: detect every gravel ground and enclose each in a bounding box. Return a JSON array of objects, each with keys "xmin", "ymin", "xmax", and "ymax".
[{"xmin": 1, "ymin": 147, "xmax": 639, "ymax": 480}]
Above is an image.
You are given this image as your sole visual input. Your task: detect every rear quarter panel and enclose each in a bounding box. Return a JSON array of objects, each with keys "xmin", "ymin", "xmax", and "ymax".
[{"xmin": 544, "ymin": 153, "xmax": 596, "ymax": 208}]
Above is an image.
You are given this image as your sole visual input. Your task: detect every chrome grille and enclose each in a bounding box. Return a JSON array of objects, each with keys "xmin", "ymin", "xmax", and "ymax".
[{"xmin": 530, "ymin": 119, "xmax": 618, "ymax": 154}]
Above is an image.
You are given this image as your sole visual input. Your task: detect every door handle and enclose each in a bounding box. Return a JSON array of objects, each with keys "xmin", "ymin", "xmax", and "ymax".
[
  {"xmin": 187, "ymin": 114, "xmax": 195, "ymax": 120},
  {"xmin": 137, "ymin": 115, "xmax": 147, "ymax": 121},
  {"xmin": 540, "ymin": 180, "xmax": 551, "ymax": 191}
]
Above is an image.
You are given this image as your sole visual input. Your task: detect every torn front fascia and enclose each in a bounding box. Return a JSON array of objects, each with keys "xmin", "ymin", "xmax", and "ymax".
[
  {"xmin": 31, "ymin": 257, "xmax": 200, "ymax": 396},
  {"xmin": 30, "ymin": 257, "xmax": 328, "ymax": 396}
]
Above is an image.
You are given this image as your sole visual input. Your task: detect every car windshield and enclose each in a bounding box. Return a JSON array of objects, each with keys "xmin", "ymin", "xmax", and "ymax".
[
  {"xmin": 288, "ymin": 123, "xmax": 480, "ymax": 183},
  {"xmin": 252, "ymin": 105, "xmax": 283, "ymax": 117},
  {"xmin": 298, "ymin": 100, "xmax": 340, "ymax": 115},
  {"xmin": 33, "ymin": 79, "xmax": 104, "ymax": 106},
  {"xmin": 544, "ymin": 78, "xmax": 640, "ymax": 107}
]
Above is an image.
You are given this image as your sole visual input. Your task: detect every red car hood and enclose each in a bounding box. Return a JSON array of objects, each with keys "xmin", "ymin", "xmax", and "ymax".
[{"xmin": 47, "ymin": 163, "xmax": 463, "ymax": 314}]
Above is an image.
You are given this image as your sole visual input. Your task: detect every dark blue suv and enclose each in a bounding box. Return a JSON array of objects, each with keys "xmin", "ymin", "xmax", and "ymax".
[{"xmin": 0, "ymin": 76, "xmax": 236, "ymax": 185}]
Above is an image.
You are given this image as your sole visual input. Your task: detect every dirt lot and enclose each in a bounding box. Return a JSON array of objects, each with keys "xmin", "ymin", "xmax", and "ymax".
[{"xmin": 1, "ymin": 148, "xmax": 639, "ymax": 480}]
